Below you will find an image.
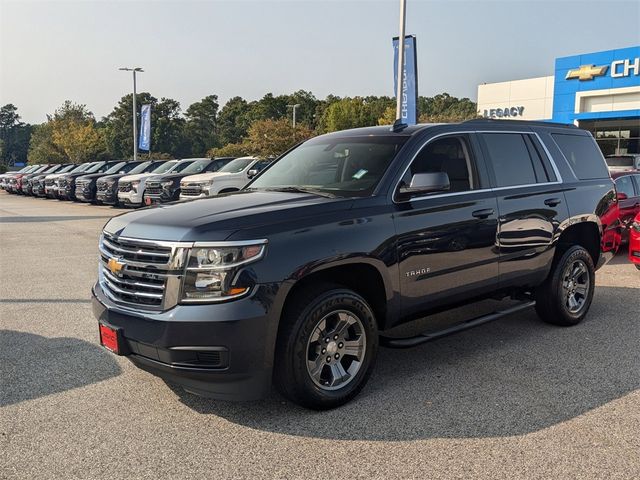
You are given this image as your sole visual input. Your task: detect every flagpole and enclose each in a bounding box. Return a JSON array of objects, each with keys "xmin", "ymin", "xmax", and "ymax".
[{"xmin": 395, "ymin": 0, "xmax": 407, "ymax": 122}]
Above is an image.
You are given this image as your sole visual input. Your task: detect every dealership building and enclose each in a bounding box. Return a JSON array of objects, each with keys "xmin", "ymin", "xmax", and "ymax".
[{"xmin": 477, "ymin": 46, "xmax": 640, "ymax": 156}]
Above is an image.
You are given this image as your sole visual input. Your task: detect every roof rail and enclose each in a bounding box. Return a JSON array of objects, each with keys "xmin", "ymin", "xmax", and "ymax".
[{"xmin": 462, "ymin": 118, "xmax": 578, "ymax": 129}]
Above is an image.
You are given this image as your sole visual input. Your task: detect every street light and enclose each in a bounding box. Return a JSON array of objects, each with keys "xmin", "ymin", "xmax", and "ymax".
[
  {"xmin": 287, "ymin": 104, "xmax": 300, "ymax": 129},
  {"xmin": 119, "ymin": 67, "xmax": 144, "ymax": 161}
]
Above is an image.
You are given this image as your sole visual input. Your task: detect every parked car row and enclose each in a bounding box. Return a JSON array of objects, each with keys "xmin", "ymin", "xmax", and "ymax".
[{"xmin": 0, "ymin": 156, "xmax": 273, "ymax": 207}]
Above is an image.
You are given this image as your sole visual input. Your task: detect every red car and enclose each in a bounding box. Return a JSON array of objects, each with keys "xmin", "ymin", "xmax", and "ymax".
[
  {"xmin": 630, "ymin": 213, "xmax": 640, "ymax": 270},
  {"xmin": 611, "ymin": 171, "xmax": 640, "ymax": 242}
]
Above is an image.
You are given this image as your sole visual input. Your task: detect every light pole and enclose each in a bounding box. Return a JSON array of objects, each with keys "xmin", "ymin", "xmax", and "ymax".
[
  {"xmin": 119, "ymin": 67, "xmax": 144, "ymax": 160},
  {"xmin": 395, "ymin": 0, "xmax": 407, "ymax": 123},
  {"xmin": 287, "ymin": 104, "xmax": 300, "ymax": 129}
]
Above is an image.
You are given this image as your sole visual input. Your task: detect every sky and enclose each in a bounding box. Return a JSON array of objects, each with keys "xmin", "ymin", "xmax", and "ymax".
[{"xmin": 1, "ymin": 0, "xmax": 639, "ymax": 124}]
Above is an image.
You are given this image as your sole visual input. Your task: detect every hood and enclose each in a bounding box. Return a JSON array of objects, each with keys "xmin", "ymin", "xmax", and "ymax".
[
  {"xmin": 147, "ymin": 172, "xmax": 191, "ymax": 183},
  {"xmin": 119, "ymin": 172, "xmax": 158, "ymax": 182},
  {"xmin": 104, "ymin": 190, "xmax": 353, "ymax": 242},
  {"xmin": 180, "ymin": 172, "xmax": 232, "ymax": 183},
  {"xmin": 77, "ymin": 172, "xmax": 112, "ymax": 182},
  {"xmin": 97, "ymin": 173, "xmax": 127, "ymax": 183}
]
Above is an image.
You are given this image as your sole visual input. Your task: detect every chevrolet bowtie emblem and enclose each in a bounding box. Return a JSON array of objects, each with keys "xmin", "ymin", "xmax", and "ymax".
[
  {"xmin": 107, "ymin": 257, "xmax": 125, "ymax": 275},
  {"xmin": 565, "ymin": 64, "xmax": 608, "ymax": 81}
]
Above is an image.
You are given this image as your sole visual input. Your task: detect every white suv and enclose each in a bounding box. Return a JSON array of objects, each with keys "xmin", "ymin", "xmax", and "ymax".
[
  {"xmin": 117, "ymin": 160, "xmax": 179, "ymax": 207},
  {"xmin": 179, "ymin": 157, "xmax": 271, "ymax": 200}
]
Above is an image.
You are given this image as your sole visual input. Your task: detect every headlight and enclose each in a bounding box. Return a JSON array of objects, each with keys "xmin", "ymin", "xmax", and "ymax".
[
  {"xmin": 161, "ymin": 181, "xmax": 175, "ymax": 188},
  {"xmin": 131, "ymin": 180, "xmax": 140, "ymax": 192},
  {"xmin": 631, "ymin": 221, "xmax": 640, "ymax": 233},
  {"xmin": 181, "ymin": 241, "xmax": 267, "ymax": 302}
]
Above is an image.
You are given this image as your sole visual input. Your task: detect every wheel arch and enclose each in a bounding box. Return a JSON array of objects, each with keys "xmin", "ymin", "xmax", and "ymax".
[{"xmin": 278, "ymin": 259, "xmax": 395, "ymax": 332}]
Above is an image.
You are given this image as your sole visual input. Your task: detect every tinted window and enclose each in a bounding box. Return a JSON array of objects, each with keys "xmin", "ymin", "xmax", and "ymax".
[
  {"xmin": 606, "ymin": 156, "xmax": 635, "ymax": 168},
  {"xmin": 251, "ymin": 136, "xmax": 408, "ymax": 197},
  {"xmin": 633, "ymin": 175, "xmax": 640, "ymax": 193},
  {"xmin": 481, "ymin": 133, "xmax": 537, "ymax": 187},
  {"xmin": 253, "ymin": 160, "xmax": 272, "ymax": 172},
  {"xmin": 552, "ymin": 134, "xmax": 609, "ymax": 180},
  {"xmin": 615, "ymin": 175, "xmax": 636, "ymax": 198},
  {"xmin": 406, "ymin": 135, "xmax": 476, "ymax": 192}
]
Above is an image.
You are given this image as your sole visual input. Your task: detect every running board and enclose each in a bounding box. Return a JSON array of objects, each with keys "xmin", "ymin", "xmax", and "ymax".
[{"xmin": 379, "ymin": 300, "xmax": 536, "ymax": 349}]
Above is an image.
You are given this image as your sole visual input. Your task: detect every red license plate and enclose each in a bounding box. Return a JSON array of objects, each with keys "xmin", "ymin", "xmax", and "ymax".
[
  {"xmin": 145, "ymin": 197, "xmax": 153, "ymax": 206},
  {"xmin": 99, "ymin": 323, "xmax": 120, "ymax": 354}
]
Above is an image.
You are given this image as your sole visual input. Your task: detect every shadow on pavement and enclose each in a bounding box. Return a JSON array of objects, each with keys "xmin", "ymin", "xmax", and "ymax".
[
  {"xmin": 170, "ymin": 285, "xmax": 639, "ymax": 441},
  {"xmin": 0, "ymin": 330, "xmax": 122, "ymax": 407},
  {"xmin": 0, "ymin": 215, "xmax": 112, "ymax": 223}
]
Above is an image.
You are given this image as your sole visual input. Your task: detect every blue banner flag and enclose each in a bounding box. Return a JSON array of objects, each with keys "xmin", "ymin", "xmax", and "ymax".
[
  {"xmin": 393, "ymin": 35, "xmax": 418, "ymax": 125},
  {"xmin": 139, "ymin": 104, "xmax": 151, "ymax": 151}
]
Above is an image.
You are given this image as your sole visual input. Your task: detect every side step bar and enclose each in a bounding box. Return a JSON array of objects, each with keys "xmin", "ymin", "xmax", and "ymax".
[{"xmin": 379, "ymin": 300, "xmax": 536, "ymax": 349}]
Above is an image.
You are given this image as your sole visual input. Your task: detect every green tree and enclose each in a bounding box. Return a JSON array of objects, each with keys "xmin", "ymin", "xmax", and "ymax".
[
  {"xmin": 103, "ymin": 93, "xmax": 188, "ymax": 159},
  {"xmin": 217, "ymin": 96, "xmax": 252, "ymax": 145},
  {"xmin": 185, "ymin": 95, "xmax": 220, "ymax": 156},
  {"xmin": 319, "ymin": 97, "xmax": 380, "ymax": 133},
  {"xmin": 418, "ymin": 93, "xmax": 478, "ymax": 122},
  {"xmin": 49, "ymin": 101, "xmax": 106, "ymax": 163},
  {"xmin": 246, "ymin": 118, "xmax": 314, "ymax": 157},
  {"xmin": 27, "ymin": 122, "xmax": 67, "ymax": 164},
  {"xmin": 0, "ymin": 104, "xmax": 32, "ymax": 166}
]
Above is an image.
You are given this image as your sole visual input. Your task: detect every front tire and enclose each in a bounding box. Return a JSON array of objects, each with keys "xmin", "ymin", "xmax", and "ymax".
[
  {"xmin": 274, "ymin": 284, "xmax": 378, "ymax": 410},
  {"xmin": 535, "ymin": 245, "xmax": 595, "ymax": 326}
]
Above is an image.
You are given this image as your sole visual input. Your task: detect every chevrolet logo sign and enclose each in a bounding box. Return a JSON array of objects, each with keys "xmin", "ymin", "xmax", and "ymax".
[
  {"xmin": 565, "ymin": 64, "xmax": 608, "ymax": 81},
  {"xmin": 107, "ymin": 257, "xmax": 125, "ymax": 275}
]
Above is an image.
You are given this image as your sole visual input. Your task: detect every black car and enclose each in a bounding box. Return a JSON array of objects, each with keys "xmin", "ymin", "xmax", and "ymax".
[
  {"xmin": 29, "ymin": 164, "xmax": 71, "ymax": 197},
  {"xmin": 96, "ymin": 160, "xmax": 169, "ymax": 206},
  {"xmin": 75, "ymin": 161, "xmax": 145, "ymax": 203},
  {"xmin": 92, "ymin": 120, "xmax": 618, "ymax": 409},
  {"xmin": 142, "ymin": 158, "xmax": 228, "ymax": 205},
  {"xmin": 46, "ymin": 163, "xmax": 91, "ymax": 198},
  {"xmin": 58, "ymin": 161, "xmax": 122, "ymax": 201}
]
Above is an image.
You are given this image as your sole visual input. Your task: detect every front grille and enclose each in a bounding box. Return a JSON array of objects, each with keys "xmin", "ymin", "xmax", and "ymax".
[
  {"xmin": 181, "ymin": 185, "xmax": 203, "ymax": 196},
  {"xmin": 145, "ymin": 182, "xmax": 163, "ymax": 195},
  {"xmin": 97, "ymin": 182, "xmax": 112, "ymax": 192},
  {"xmin": 118, "ymin": 182, "xmax": 132, "ymax": 192},
  {"xmin": 58, "ymin": 179, "xmax": 67, "ymax": 188},
  {"xmin": 98, "ymin": 233, "xmax": 188, "ymax": 311},
  {"xmin": 45, "ymin": 179, "xmax": 55, "ymax": 187}
]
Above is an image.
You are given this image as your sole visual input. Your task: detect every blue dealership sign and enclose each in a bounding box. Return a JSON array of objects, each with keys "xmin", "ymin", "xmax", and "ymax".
[
  {"xmin": 552, "ymin": 45, "xmax": 640, "ymax": 124},
  {"xmin": 393, "ymin": 35, "xmax": 418, "ymax": 125},
  {"xmin": 139, "ymin": 104, "xmax": 151, "ymax": 151}
]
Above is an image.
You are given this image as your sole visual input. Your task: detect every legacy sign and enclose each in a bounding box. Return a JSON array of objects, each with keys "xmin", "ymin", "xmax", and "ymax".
[{"xmin": 482, "ymin": 106, "xmax": 525, "ymax": 118}]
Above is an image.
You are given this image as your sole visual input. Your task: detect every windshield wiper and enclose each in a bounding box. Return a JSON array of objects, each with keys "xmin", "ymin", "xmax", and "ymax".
[{"xmin": 259, "ymin": 186, "xmax": 337, "ymax": 198}]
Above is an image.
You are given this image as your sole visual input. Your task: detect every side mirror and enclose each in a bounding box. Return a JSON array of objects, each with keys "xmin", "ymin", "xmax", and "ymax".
[
  {"xmin": 398, "ymin": 172, "xmax": 450, "ymax": 197},
  {"xmin": 247, "ymin": 169, "xmax": 258, "ymax": 178},
  {"xmin": 616, "ymin": 191, "xmax": 628, "ymax": 201}
]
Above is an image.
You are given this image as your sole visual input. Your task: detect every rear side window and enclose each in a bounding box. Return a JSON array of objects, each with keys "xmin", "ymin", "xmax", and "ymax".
[
  {"xmin": 552, "ymin": 134, "xmax": 609, "ymax": 180},
  {"xmin": 615, "ymin": 175, "xmax": 636, "ymax": 198},
  {"xmin": 480, "ymin": 133, "xmax": 548, "ymax": 187}
]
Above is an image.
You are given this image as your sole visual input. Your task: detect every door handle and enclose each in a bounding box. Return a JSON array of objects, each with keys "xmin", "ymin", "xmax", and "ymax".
[
  {"xmin": 472, "ymin": 208, "xmax": 494, "ymax": 219},
  {"xmin": 544, "ymin": 198, "xmax": 562, "ymax": 207}
]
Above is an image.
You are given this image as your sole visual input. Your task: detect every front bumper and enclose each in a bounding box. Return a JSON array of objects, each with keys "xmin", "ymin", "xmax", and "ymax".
[
  {"xmin": 91, "ymin": 282, "xmax": 279, "ymax": 401},
  {"xmin": 118, "ymin": 190, "xmax": 142, "ymax": 206},
  {"xmin": 143, "ymin": 188, "xmax": 177, "ymax": 205},
  {"xmin": 75, "ymin": 186, "xmax": 95, "ymax": 202},
  {"xmin": 96, "ymin": 190, "xmax": 117, "ymax": 204}
]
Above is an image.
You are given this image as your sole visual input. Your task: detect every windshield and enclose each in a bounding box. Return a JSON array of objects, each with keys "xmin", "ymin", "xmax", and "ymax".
[
  {"xmin": 127, "ymin": 161, "xmax": 152, "ymax": 175},
  {"xmin": 167, "ymin": 160, "xmax": 196, "ymax": 174},
  {"xmin": 56, "ymin": 165, "xmax": 74, "ymax": 173},
  {"xmin": 250, "ymin": 136, "xmax": 408, "ymax": 196},
  {"xmin": 103, "ymin": 161, "xmax": 128, "ymax": 175},
  {"xmin": 606, "ymin": 156, "xmax": 634, "ymax": 167},
  {"xmin": 151, "ymin": 161, "xmax": 177, "ymax": 174},
  {"xmin": 42, "ymin": 165, "xmax": 60, "ymax": 174},
  {"xmin": 219, "ymin": 157, "xmax": 254, "ymax": 173},
  {"xmin": 179, "ymin": 159, "xmax": 211, "ymax": 174}
]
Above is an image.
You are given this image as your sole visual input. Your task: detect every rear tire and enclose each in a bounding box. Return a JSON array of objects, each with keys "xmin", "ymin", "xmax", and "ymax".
[
  {"xmin": 274, "ymin": 283, "xmax": 378, "ymax": 410},
  {"xmin": 535, "ymin": 245, "xmax": 595, "ymax": 326}
]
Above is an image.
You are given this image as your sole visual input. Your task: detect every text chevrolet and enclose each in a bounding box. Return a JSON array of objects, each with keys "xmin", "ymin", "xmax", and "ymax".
[{"xmin": 93, "ymin": 120, "xmax": 619, "ymax": 409}]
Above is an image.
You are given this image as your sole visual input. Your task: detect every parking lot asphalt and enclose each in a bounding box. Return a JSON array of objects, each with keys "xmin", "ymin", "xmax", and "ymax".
[{"xmin": 1, "ymin": 191, "xmax": 639, "ymax": 479}]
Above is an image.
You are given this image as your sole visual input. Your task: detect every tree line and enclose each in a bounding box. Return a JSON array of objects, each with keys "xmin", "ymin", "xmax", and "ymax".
[{"xmin": 0, "ymin": 91, "xmax": 477, "ymax": 168}]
